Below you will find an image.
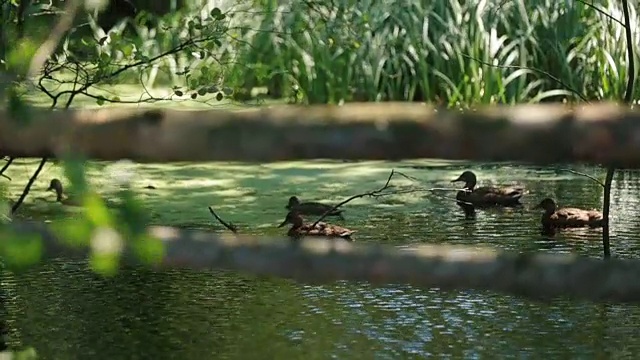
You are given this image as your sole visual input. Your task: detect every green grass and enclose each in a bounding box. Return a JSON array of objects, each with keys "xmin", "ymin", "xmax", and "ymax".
[
  {"xmin": 23, "ymin": 1, "xmax": 639, "ymax": 108},
  {"xmin": 224, "ymin": 0, "xmax": 639, "ymax": 105}
]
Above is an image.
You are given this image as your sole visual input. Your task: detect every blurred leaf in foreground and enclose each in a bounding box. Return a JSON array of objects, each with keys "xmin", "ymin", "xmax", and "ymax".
[
  {"xmin": 117, "ymin": 189, "xmax": 149, "ymax": 237},
  {"xmin": 2, "ymin": 346, "xmax": 38, "ymax": 360},
  {"xmin": 89, "ymin": 227, "xmax": 123, "ymax": 276},
  {"xmin": 6, "ymin": 39, "xmax": 38, "ymax": 76},
  {"xmin": 132, "ymin": 234, "xmax": 165, "ymax": 266},
  {"xmin": 84, "ymin": 193, "xmax": 112, "ymax": 228},
  {"xmin": 0, "ymin": 231, "xmax": 43, "ymax": 271},
  {"xmin": 61, "ymin": 157, "xmax": 89, "ymax": 197},
  {"xmin": 50, "ymin": 218, "xmax": 93, "ymax": 247}
]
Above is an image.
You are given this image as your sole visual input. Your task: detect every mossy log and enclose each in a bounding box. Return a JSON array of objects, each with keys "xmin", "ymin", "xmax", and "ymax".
[
  {"xmin": 8, "ymin": 221, "xmax": 640, "ymax": 303},
  {"xmin": 0, "ymin": 102, "xmax": 639, "ymax": 166}
]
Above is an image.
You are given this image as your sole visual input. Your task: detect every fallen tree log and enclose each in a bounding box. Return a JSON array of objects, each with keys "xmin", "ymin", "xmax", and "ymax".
[
  {"xmin": 6, "ymin": 221, "xmax": 640, "ymax": 303},
  {"xmin": 0, "ymin": 102, "xmax": 639, "ymax": 166}
]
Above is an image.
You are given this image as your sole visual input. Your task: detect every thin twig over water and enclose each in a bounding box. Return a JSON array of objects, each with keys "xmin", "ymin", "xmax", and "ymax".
[
  {"xmin": 560, "ymin": 168, "xmax": 605, "ymax": 187},
  {"xmin": 12, "ymin": 157, "xmax": 47, "ymax": 214},
  {"xmin": 208, "ymin": 206, "xmax": 238, "ymax": 234},
  {"xmin": 306, "ymin": 170, "xmax": 396, "ymax": 231}
]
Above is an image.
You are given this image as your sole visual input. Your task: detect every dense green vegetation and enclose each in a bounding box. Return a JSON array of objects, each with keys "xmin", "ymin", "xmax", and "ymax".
[
  {"xmin": 0, "ymin": 1, "xmax": 637, "ymax": 357},
  {"xmin": 4, "ymin": 0, "xmax": 639, "ymax": 108}
]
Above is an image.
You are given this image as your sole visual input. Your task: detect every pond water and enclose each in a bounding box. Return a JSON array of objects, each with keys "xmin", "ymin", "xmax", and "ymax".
[{"xmin": 1, "ymin": 159, "xmax": 640, "ymax": 359}]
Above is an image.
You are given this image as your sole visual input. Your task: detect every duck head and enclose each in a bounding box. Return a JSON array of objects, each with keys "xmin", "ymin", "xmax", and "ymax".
[
  {"xmin": 286, "ymin": 196, "xmax": 300, "ymax": 209},
  {"xmin": 451, "ymin": 171, "xmax": 477, "ymax": 189},
  {"xmin": 534, "ymin": 198, "xmax": 557, "ymax": 213}
]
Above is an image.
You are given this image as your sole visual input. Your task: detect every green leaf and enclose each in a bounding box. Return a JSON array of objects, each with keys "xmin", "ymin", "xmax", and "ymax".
[
  {"xmin": 12, "ymin": 346, "xmax": 38, "ymax": 360},
  {"xmin": 216, "ymin": 92, "xmax": 224, "ymax": 101},
  {"xmin": 85, "ymin": 194, "xmax": 112, "ymax": 227},
  {"xmin": 0, "ymin": 231, "xmax": 43, "ymax": 271},
  {"xmin": 6, "ymin": 39, "xmax": 38, "ymax": 76},
  {"xmin": 197, "ymin": 88, "xmax": 207, "ymax": 96},
  {"xmin": 99, "ymin": 52, "xmax": 111, "ymax": 64},
  {"xmin": 209, "ymin": 7, "xmax": 225, "ymax": 20},
  {"xmin": 90, "ymin": 253, "xmax": 120, "ymax": 277},
  {"xmin": 50, "ymin": 218, "xmax": 93, "ymax": 247},
  {"xmin": 121, "ymin": 44, "xmax": 134, "ymax": 57},
  {"xmin": 96, "ymin": 97, "xmax": 105, "ymax": 106},
  {"xmin": 174, "ymin": 90, "xmax": 183, "ymax": 96},
  {"xmin": 62, "ymin": 157, "xmax": 88, "ymax": 195},
  {"xmin": 132, "ymin": 234, "xmax": 165, "ymax": 265},
  {"xmin": 188, "ymin": 78, "xmax": 199, "ymax": 90},
  {"xmin": 210, "ymin": 8, "xmax": 222, "ymax": 18},
  {"xmin": 117, "ymin": 189, "xmax": 149, "ymax": 236}
]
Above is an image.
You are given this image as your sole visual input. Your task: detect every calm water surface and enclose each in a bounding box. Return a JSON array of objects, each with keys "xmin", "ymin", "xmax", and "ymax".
[{"xmin": 2, "ymin": 159, "xmax": 640, "ymax": 359}]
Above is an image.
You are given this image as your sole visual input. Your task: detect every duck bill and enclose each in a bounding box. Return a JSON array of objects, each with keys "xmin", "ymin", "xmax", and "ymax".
[
  {"xmin": 451, "ymin": 176, "xmax": 462, "ymax": 183},
  {"xmin": 277, "ymin": 219, "xmax": 288, "ymax": 228}
]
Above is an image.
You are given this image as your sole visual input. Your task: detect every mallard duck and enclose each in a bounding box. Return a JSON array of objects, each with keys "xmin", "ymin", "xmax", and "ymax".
[
  {"xmin": 277, "ymin": 211, "xmax": 355, "ymax": 241},
  {"xmin": 535, "ymin": 198, "xmax": 604, "ymax": 229},
  {"xmin": 47, "ymin": 178, "xmax": 82, "ymax": 206},
  {"xmin": 451, "ymin": 170, "xmax": 525, "ymax": 207},
  {"xmin": 285, "ymin": 196, "xmax": 344, "ymax": 218}
]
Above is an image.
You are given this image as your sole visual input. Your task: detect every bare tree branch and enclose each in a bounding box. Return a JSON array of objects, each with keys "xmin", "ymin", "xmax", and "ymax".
[
  {"xmin": 11, "ymin": 157, "xmax": 47, "ymax": 214},
  {"xmin": 208, "ymin": 206, "xmax": 238, "ymax": 233},
  {"xmin": 307, "ymin": 170, "xmax": 395, "ymax": 230},
  {"xmin": 559, "ymin": 168, "xmax": 605, "ymax": 187}
]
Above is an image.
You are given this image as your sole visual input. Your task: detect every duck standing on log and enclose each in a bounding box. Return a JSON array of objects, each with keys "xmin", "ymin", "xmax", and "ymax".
[
  {"xmin": 451, "ymin": 170, "xmax": 526, "ymax": 208},
  {"xmin": 278, "ymin": 211, "xmax": 355, "ymax": 241}
]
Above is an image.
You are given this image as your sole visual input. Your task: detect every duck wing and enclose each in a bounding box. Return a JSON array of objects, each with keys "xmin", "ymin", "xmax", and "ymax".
[
  {"xmin": 472, "ymin": 186, "xmax": 524, "ymax": 201},
  {"xmin": 292, "ymin": 202, "xmax": 343, "ymax": 216},
  {"xmin": 553, "ymin": 207, "xmax": 603, "ymax": 226}
]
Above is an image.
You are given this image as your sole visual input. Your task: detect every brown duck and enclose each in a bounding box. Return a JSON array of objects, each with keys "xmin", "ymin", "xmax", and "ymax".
[
  {"xmin": 535, "ymin": 198, "xmax": 604, "ymax": 229},
  {"xmin": 286, "ymin": 196, "xmax": 344, "ymax": 218},
  {"xmin": 47, "ymin": 178, "xmax": 82, "ymax": 206},
  {"xmin": 451, "ymin": 171, "xmax": 525, "ymax": 207},
  {"xmin": 277, "ymin": 211, "xmax": 355, "ymax": 241}
]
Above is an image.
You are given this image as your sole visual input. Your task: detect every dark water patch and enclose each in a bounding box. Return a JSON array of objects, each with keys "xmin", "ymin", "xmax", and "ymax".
[{"xmin": 1, "ymin": 160, "xmax": 640, "ymax": 358}]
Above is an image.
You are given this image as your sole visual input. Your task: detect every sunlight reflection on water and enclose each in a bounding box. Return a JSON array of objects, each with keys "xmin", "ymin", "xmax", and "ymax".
[{"xmin": 5, "ymin": 160, "xmax": 640, "ymax": 358}]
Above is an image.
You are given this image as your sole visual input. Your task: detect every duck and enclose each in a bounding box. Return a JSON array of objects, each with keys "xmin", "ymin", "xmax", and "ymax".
[
  {"xmin": 47, "ymin": 178, "xmax": 82, "ymax": 206},
  {"xmin": 451, "ymin": 170, "xmax": 525, "ymax": 207},
  {"xmin": 534, "ymin": 198, "xmax": 604, "ymax": 230},
  {"xmin": 277, "ymin": 211, "xmax": 355, "ymax": 241},
  {"xmin": 285, "ymin": 196, "xmax": 344, "ymax": 218}
]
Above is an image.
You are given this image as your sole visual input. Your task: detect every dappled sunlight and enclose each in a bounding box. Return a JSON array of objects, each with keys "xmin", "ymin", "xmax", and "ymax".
[
  {"xmin": 3, "ymin": 159, "xmax": 640, "ymax": 255},
  {"xmin": 6, "ymin": 160, "xmax": 640, "ymax": 359}
]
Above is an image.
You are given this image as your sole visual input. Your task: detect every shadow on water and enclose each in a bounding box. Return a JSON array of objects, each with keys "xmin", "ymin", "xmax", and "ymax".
[{"xmin": 2, "ymin": 159, "xmax": 640, "ymax": 358}]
